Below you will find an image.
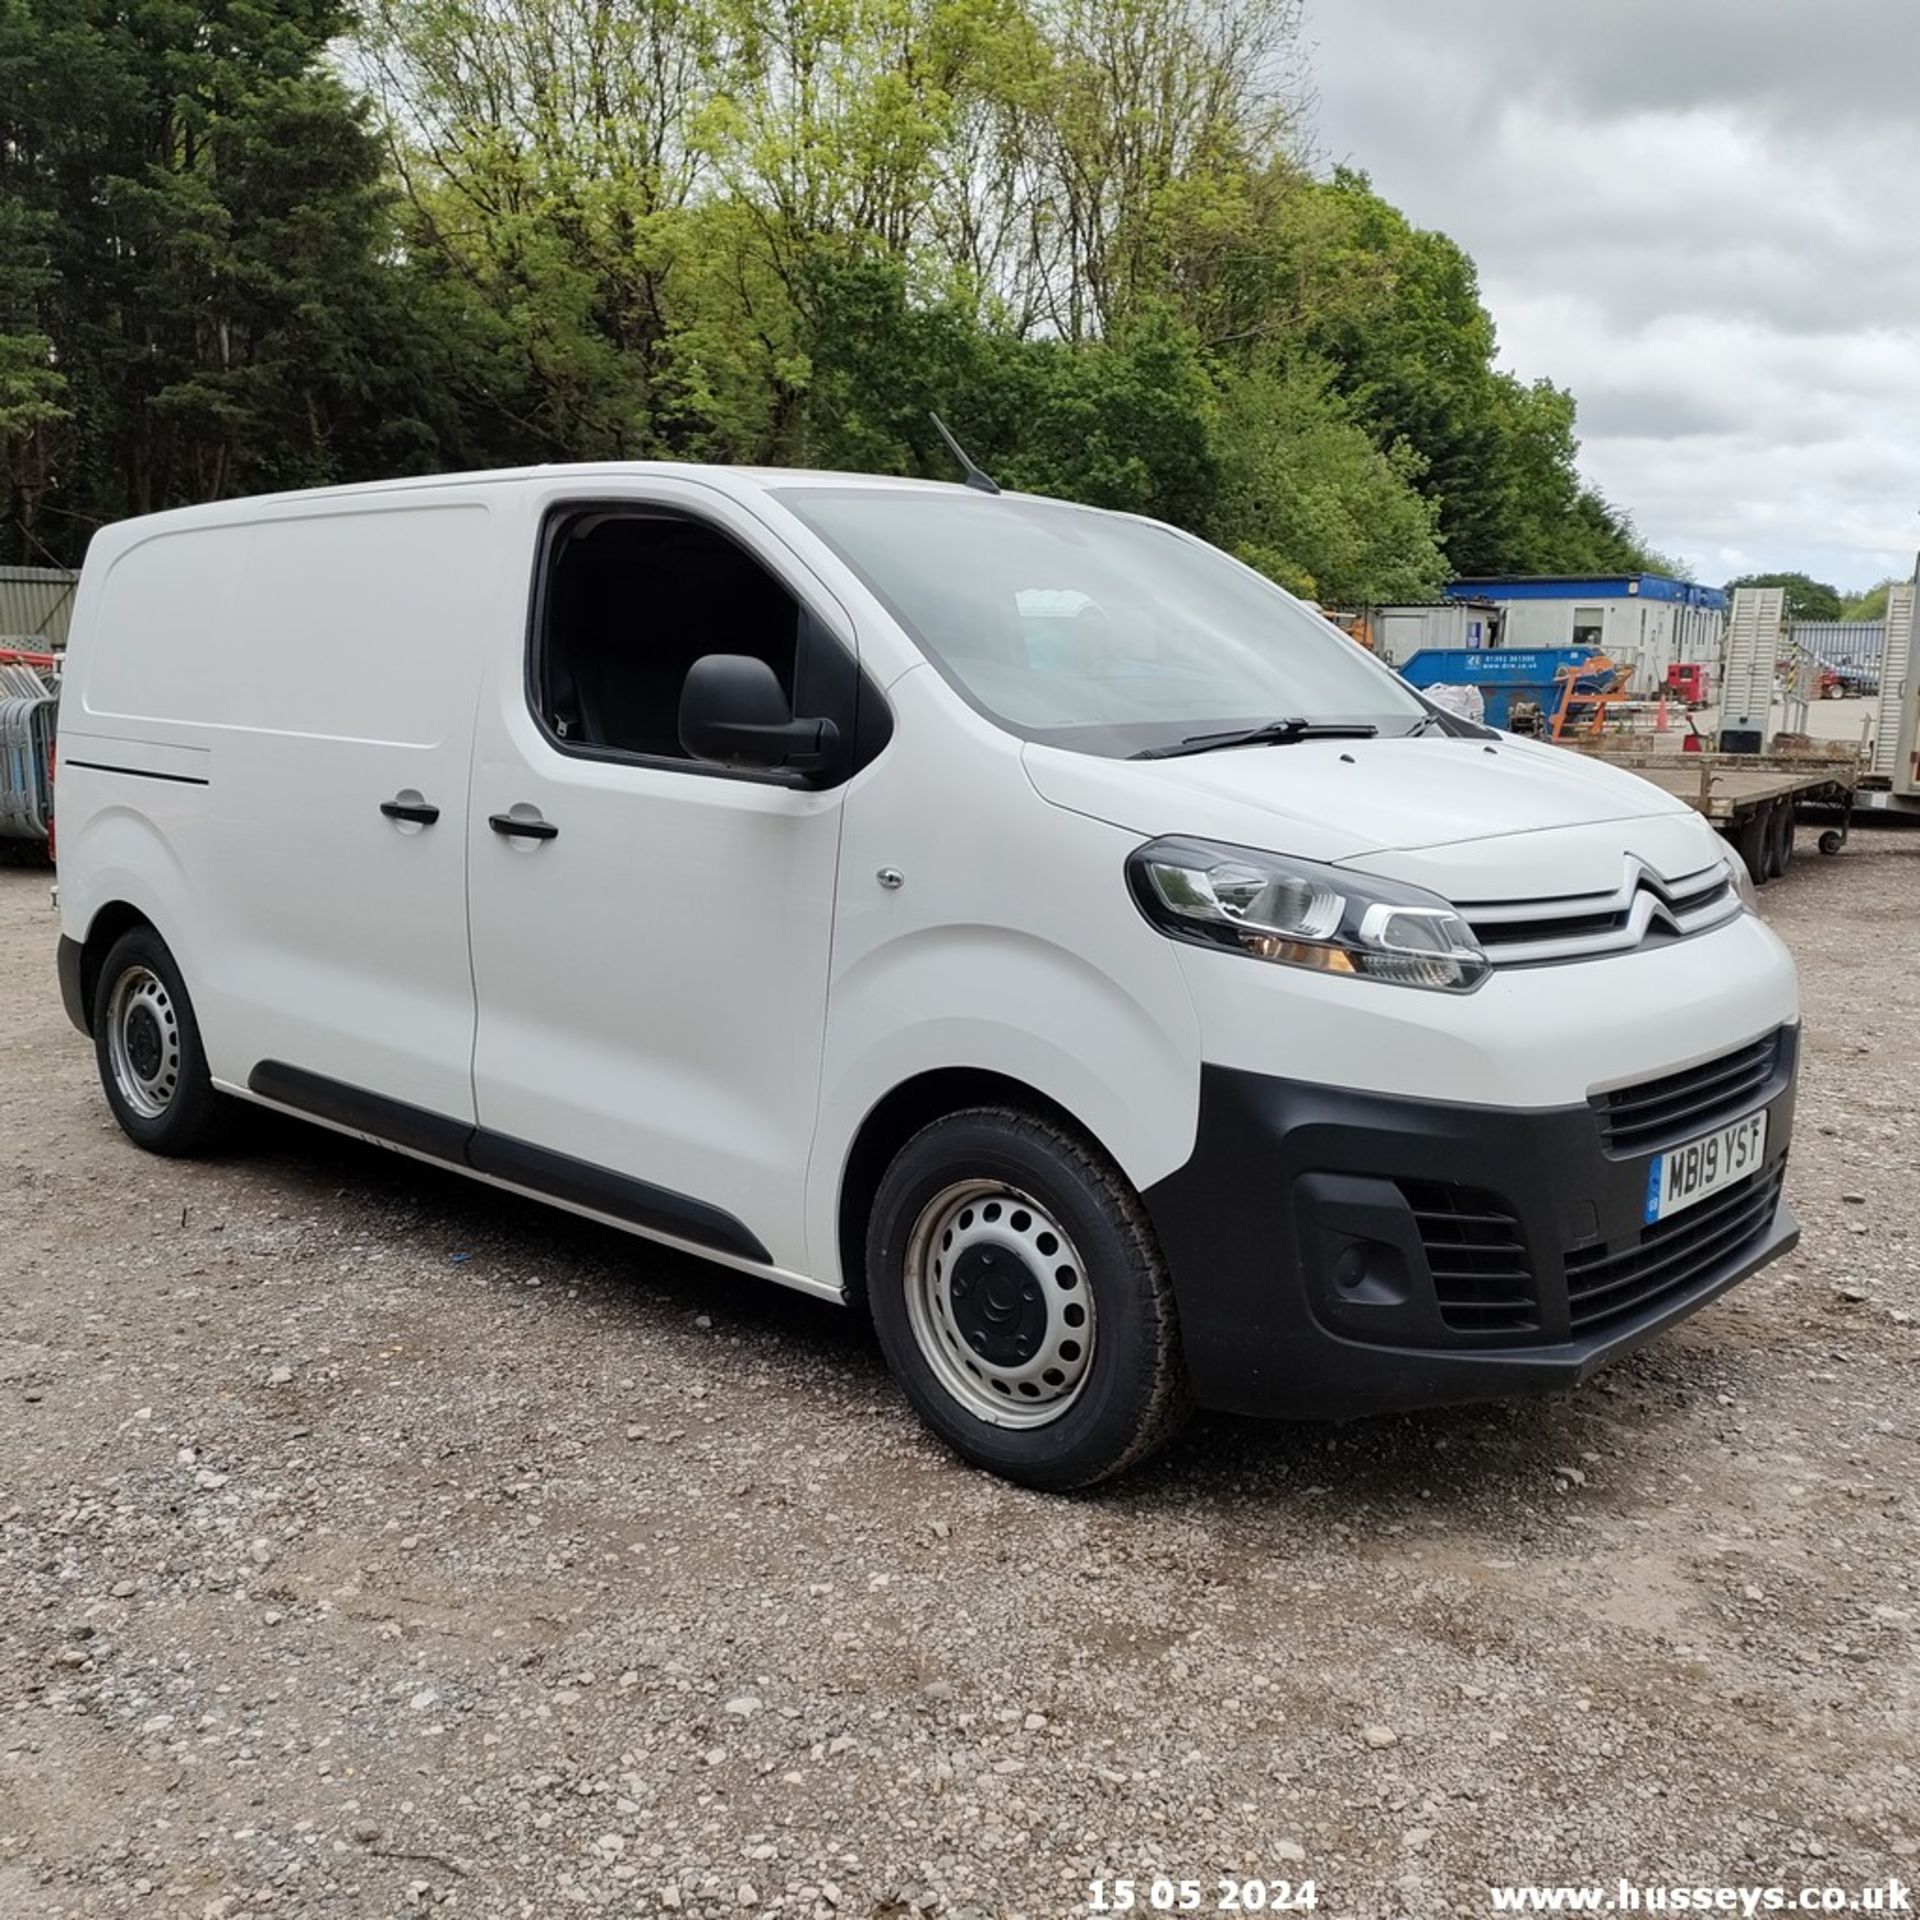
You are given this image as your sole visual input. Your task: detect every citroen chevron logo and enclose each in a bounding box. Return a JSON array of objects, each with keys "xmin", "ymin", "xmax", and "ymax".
[
  {"xmin": 1624, "ymin": 856, "xmax": 1686, "ymax": 935},
  {"xmin": 1469, "ymin": 852, "xmax": 1735, "ymax": 965}
]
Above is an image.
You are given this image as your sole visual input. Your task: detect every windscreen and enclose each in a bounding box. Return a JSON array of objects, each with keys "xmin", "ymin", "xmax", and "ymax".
[{"xmin": 777, "ymin": 487, "xmax": 1425, "ymax": 757}]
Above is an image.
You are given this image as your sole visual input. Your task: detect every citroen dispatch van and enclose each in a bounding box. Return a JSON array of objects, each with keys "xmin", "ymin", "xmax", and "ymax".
[{"xmin": 55, "ymin": 466, "xmax": 1800, "ymax": 1487}]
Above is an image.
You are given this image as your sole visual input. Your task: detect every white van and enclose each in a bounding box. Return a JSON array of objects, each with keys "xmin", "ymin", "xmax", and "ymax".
[{"xmin": 55, "ymin": 466, "xmax": 1800, "ymax": 1487}]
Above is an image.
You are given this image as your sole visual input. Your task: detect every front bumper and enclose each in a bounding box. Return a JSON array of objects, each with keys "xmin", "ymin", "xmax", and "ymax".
[{"xmin": 1140, "ymin": 1031, "xmax": 1798, "ymax": 1419}]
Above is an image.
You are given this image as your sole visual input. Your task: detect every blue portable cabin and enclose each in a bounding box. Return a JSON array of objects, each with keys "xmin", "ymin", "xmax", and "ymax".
[{"xmin": 1441, "ymin": 575, "xmax": 1726, "ymax": 693}]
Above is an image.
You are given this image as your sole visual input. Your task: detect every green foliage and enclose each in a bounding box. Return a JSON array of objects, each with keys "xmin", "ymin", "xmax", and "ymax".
[
  {"xmin": 1210, "ymin": 358, "xmax": 1446, "ymax": 604},
  {"xmin": 979, "ymin": 313, "xmax": 1223, "ymax": 528},
  {"xmin": 0, "ymin": 0, "xmax": 452, "ymax": 563},
  {"xmin": 1841, "ymin": 580, "xmax": 1895, "ymax": 623},
  {"xmin": 0, "ymin": 191, "xmax": 68, "ymax": 548},
  {"xmin": 3, "ymin": 0, "xmax": 1672, "ymax": 603},
  {"xmin": 1201, "ymin": 169, "xmax": 1681, "ymax": 582},
  {"xmin": 1725, "ymin": 572, "xmax": 1845, "ymax": 622}
]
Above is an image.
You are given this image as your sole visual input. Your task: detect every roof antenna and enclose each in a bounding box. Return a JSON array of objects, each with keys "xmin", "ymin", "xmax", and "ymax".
[{"xmin": 929, "ymin": 412, "xmax": 1000, "ymax": 495}]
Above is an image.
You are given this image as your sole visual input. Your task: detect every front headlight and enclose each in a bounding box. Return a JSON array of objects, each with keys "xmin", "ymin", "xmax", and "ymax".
[
  {"xmin": 1718, "ymin": 839, "xmax": 1760, "ymax": 913},
  {"xmin": 1127, "ymin": 837, "xmax": 1490, "ymax": 992}
]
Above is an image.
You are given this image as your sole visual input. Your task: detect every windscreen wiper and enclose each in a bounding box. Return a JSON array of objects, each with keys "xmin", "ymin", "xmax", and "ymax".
[{"xmin": 1130, "ymin": 718, "xmax": 1380, "ymax": 761}]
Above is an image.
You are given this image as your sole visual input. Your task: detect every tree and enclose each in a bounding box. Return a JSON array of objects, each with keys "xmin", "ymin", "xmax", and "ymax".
[
  {"xmin": 1209, "ymin": 357, "xmax": 1445, "ymax": 603},
  {"xmin": 352, "ymin": 0, "xmax": 1661, "ymax": 591},
  {"xmin": 1724, "ymin": 573, "xmax": 1844, "ymax": 622},
  {"xmin": 1179, "ymin": 167, "xmax": 1674, "ymax": 581},
  {"xmin": 5, "ymin": 0, "xmax": 1676, "ymax": 595},
  {"xmin": 0, "ymin": 0, "xmax": 449, "ymax": 566},
  {"xmin": 0, "ymin": 194, "xmax": 67, "ymax": 560},
  {"xmin": 1841, "ymin": 579, "xmax": 1896, "ymax": 623},
  {"xmin": 1014, "ymin": 0, "xmax": 1304, "ymax": 339}
]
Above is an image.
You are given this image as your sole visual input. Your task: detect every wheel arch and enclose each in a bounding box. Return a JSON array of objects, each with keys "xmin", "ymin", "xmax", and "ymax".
[
  {"xmin": 70, "ymin": 899, "xmax": 161, "ymax": 1035},
  {"xmin": 835, "ymin": 1068, "xmax": 1100, "ymax": 1313}
]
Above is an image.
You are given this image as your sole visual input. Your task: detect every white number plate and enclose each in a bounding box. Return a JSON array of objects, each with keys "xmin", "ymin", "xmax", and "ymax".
[{"xmin": 1645, "ymin": 1109, "xmax": 1768, "ymax": 1224}]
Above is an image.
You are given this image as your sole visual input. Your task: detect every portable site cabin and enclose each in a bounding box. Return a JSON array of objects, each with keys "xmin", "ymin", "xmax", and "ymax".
[
  {"xmin": 1441, "ymin": 575, "xmax": 1726, "ymax": 694},
  {"xmin": 1367, "ymin": 600, "xmax": 1502, "ymax": 669}
]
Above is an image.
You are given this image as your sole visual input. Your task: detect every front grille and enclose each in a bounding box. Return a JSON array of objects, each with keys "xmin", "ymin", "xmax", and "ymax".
[
  {"xmin": 1594, "ymin": 1032, "xmax": 1781, "ymax": 1155},
  {"xmin": 1564, "ymin": 1168, "xmax": 1783, "ymax": 1334},
  {"xmin": 1399, "ymin": 1182, "xmax": 1539, "ymax": 1333},
  {"xmin": 1459, "ymin": 861, "xmax": 1738, "ymax": 965}
]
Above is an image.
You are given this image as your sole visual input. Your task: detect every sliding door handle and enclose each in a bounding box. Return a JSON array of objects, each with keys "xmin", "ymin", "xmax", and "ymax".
[
  {"xmin": 380, "ymin": 796, "xmax": 441, "ymax": 826},
  {"xmin": 489, "ymin": 810, "xmax": 559, "ymax": 842}
]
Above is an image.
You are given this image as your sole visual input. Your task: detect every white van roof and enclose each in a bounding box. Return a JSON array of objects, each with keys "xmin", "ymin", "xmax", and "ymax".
[{"xmin": 95, "ymin": 464, "xmax": 985, "ymax": 539}]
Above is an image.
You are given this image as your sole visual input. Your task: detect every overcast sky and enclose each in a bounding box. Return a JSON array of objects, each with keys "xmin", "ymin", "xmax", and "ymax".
[{"xmin": 1304, "ymin": 0, "xmax": 1920, "ymax": 592}]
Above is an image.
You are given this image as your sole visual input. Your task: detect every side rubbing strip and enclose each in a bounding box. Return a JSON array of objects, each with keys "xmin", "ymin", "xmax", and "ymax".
[
  {"xmin": 248, "ymin": 1061, "xmax": 474, "ymax": 1163},
  {"xmin": 246, "ymin": 1060, "xmax": 771, "ymax": 1265},
  {"xmin": 62, "ymin": 760, "xmax": 211, "ymax": 787},
  {"xmin": 465, "ymin": 1132, "xmax": 771, "ymax": 1263}
]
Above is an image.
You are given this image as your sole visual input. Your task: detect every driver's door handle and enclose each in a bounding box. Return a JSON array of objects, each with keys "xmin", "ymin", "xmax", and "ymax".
[{"xmin": 489, "ymin": 811, "xmax": 559, "ymax": 841}]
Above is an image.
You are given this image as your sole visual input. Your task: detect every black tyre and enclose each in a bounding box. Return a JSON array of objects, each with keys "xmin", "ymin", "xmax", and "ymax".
[
  {"xmin": 866, "ymin": 1106, "xmax": 1189, "ymax": 1490},
  {"xmin": 91, "ymin": 924, "xmax": 231, "ymax": 1156},
  {"xmin": 1766, "ymin": 803, "xmax": 1794, "ymax": 879}
]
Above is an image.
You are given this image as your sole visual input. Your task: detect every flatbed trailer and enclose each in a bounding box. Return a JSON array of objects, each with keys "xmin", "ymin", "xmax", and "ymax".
[{"xmin": 1557, "ymin": 744, "xmax": 1859, "ymax": 885}]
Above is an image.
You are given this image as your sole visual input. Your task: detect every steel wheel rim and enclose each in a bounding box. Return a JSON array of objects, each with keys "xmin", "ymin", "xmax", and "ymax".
[
  {"xmin": 902, "ymin": 1180, "xmax": 1096, "ymax": 1429},
  {"xmin": 106, "ymin": 965, "xmax": 181, "ymax": 1121}
]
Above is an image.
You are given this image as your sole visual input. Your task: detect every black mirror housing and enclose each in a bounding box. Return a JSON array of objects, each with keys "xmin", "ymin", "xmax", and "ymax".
[{"xmin": 678, "ymin": 654, "xmax": 841, "ymax": 773}]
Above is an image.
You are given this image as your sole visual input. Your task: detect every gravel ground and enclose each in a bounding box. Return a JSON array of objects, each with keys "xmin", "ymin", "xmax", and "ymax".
[{"xmin": 1, "ymin": 830, "xmax": 1916, "ymax": 1920}]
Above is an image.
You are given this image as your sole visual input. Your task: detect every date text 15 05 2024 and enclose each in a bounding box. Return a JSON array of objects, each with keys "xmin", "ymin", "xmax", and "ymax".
[{"xmin": 1088, "ymin": 1881, "xmax": 1318, "ymax": 1914}]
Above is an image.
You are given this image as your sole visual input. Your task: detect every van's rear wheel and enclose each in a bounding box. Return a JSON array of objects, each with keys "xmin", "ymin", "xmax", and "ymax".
[
  {"xmin": 867, "ymin": 1107, "xmax": 1189, "ymax": 1489},
  {"xmin": 92, "ymin": 925, "xmax": 229, "ymax": 1156}
]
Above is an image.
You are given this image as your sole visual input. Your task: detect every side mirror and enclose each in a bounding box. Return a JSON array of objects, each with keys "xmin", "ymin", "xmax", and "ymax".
[{"xmin": 678, "ymin": 654, "xmax": 841, "ymax": 774}]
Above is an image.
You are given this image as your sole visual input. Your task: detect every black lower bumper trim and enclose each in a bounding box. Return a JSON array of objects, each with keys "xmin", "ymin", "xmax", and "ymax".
[{"xmin": 1140, "ymin": 1054, "xmax": 1798, "ymax": 1420}]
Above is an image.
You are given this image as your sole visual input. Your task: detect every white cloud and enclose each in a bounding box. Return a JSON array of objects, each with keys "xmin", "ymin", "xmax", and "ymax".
[{"xmin": 1302, "ymin": 0, "xmax": 1920, "ymax": 588}]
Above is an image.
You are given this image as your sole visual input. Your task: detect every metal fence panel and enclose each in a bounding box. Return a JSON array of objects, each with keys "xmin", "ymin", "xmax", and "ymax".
[
  {"xmin": 1787, "ymin": 620, "xmax": 1885, "ymax": 683},
  {"xmin": 0, "ymin": 694, "xmax": 56, "ymax": 840},
  {"xmin": 0, "ymin": 660, "xmax": 53, "ymax": 699},
  {"xmin": 0, "ymin": 567, "xmax": 78, "ymax": 649}
]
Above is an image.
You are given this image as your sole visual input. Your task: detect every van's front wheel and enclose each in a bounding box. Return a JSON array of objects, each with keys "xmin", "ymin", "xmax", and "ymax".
[
  {"xmin": 92, "ymin": 925, "xmax": 230, "ymax": 1156},
  {"xmin": 867, "ymin": 1108, "xmax": 1189, "ymax": 1489}
]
